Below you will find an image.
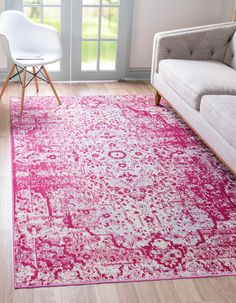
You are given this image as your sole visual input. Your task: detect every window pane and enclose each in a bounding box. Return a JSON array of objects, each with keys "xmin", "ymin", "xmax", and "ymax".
[
  {"xmin": 82, "ymin": 7, "xmax": 99, "ymax": 39},
  {"xmin": 44, "ymin": 0, "xmax": 61, "ymax": 4},
  {"xmin": 24, "ymin": 0, "xmax": 40, "ymax": 4},
  {"xmin": 24, "ymin": 6, "xmax": 41, "ymax": 23},
  {"xmin": 101, "ymin": 7, "xmax": 118, "ymax": 39},
  {"xmin": 82, "ymin": 41, "xmax": 98, "ymax": 71},
  {"xmin": 102, "ymin": 0, "xmax": 119, "ymax": 5},
  {"xmin": 100, "ymin": 41, "xmax": 117, "ymax": 70},
  {"xmin": 43, "ymin": 7, "xmax": 60, "ymax": 31},
  {"xmin": 83, "ymin": 0, "xmax": 100, "ymax": 4}
]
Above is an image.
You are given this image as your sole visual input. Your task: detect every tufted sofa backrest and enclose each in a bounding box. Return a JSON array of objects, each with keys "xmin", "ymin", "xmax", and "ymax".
[{"xmin": 152, "ymin": 23, "xmax": 236, "ymax": 78}]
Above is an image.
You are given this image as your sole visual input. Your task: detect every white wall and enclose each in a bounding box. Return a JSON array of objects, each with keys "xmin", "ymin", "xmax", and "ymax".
[
  {"xmin": 130, "ymin": 0, "xmax": 235, "ymax": 69},
  {"xmin": 0, "ymin": 0, "xmax": 4, "ymax": 11}
]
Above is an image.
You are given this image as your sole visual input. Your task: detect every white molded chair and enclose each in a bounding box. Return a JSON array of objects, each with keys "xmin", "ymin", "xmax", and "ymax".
[{"xmin": 0, "ymin": 10, "xmax": 63, "ymax": 113}]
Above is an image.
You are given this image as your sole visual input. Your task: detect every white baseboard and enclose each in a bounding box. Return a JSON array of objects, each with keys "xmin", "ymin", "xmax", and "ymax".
[{"xmin": 124, "ymin": 68, "xmax": 151, "ymax": 80}]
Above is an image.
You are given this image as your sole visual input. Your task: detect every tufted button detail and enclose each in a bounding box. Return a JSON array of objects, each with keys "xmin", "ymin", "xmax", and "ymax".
[
  {"xmin": 190, "ymin": 50, "xmax": 193, "ymax": 55},
  {"xmin": 211, "ymin": 50, "xmax": 214, "ymax": 56},
  {"xmin": 167, "ymin": 49, "xmax": 171, "ymax": 54}
]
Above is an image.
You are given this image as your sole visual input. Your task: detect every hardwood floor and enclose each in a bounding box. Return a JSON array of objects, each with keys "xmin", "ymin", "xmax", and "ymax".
[{"xmin": 0, "ymin": 81, "xmax": 235, "ymax": 303}]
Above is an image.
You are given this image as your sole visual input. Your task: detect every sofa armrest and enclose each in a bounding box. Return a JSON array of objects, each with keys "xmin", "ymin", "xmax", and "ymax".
[{"xmin": 151, "ymin": 22, "xmax": 236, "ymax": 85}]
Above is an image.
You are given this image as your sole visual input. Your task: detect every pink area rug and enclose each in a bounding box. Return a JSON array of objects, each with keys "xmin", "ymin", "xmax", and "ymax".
[{"xmin": 10, "ymin": 95, "xmax": 236, "ymax": 288}]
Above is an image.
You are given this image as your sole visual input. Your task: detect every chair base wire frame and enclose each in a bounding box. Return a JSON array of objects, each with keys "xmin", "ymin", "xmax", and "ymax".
[{"xmin": 0, "ymin": 64, "xmax": 61, "ymax": 113}]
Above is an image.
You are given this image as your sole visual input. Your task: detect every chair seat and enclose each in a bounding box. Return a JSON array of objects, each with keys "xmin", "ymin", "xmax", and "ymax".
[
  {"xmin": 200, "ymin": 95, "xmax": 236, "ymax": 149},
  {"xmin": 159, "ymin": 59, "xmax": 236, "ymax": 110},
  {"xmin": 12, "ymin": 52, "xmax": 61, "ymax": 67}
]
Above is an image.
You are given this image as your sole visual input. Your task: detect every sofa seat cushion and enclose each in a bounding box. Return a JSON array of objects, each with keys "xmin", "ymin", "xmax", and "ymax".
[
  {"xmin": 159, "ymin": 59, "xmax": 236, "ymax": 110},
  {"xmin": 200, "ymin": 95, "xmax": 236, "ymax": 149}
]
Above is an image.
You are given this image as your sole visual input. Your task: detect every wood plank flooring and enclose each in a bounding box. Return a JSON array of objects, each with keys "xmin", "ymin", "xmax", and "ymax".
[{"xmin": 0, "ymin": 81, "xmax": 235, "ymax": 303}]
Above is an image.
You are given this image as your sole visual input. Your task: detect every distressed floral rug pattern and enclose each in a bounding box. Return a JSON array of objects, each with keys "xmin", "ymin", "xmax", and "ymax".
[{"xmin": 10, "ymin": 96, "xmax": 236, "ymax": 288}]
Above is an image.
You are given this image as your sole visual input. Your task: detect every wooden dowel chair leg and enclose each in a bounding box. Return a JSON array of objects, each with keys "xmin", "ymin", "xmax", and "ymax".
[
  {"xmin": 42, "ymin": 65, "xmax": 61, "ymax": 105},
  {"xmin": 0, "ymin": 64, "xmax": 16, "ymax": 100},
  {"xmin": 155, "ymin": 90, "xmax": 162, "ymax": 106},
  {"xmin": 33, "ymin": 66, "xmax": 39, "ymax": 93},
  {"xmin": 20, "ymin": 68, "xmax": 27, "ymax": 114}
]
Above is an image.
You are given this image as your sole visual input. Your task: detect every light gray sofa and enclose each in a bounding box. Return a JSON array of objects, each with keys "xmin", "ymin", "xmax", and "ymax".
[{"xmin": 151, "ymin": 22, "xmax": 236, "ymax": 174}]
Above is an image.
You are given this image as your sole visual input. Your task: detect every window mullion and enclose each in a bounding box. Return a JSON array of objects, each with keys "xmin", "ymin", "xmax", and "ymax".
[
  {"xmin": 41, "ymin": 0, "xmax": 44, "ymax": 23},
  {"xmin": 97, "ymin": 0, "xmax": 102, "ymax": 71}
]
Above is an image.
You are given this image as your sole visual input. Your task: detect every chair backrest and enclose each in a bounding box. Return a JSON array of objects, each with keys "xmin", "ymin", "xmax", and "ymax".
[{"xmin": 0, "ymin": 10, "xmax": 62, "ymax": 59}]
